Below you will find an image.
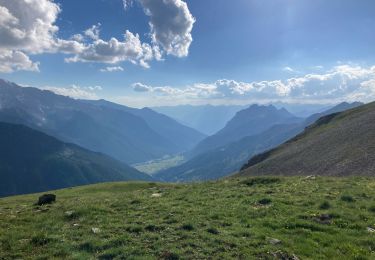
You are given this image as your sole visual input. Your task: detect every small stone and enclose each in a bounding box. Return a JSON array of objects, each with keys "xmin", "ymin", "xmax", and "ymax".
[
  {"xmin": 367, "ymin": 227, "xmax": 375, "ymax": 233},
  {"xmin": 36, "ymin": 194, "xmax": 56, "ymax": 206},
  {"xmin": 65, "ymin": 211, "xmax": 75, "ymax": 217},
  {"xmin": 151, "ymin": 193, "xmax": 162, "ymax": 198},
  {"xmin": 269, "ymin": 238, "xmax": 281, "ymax": 245},
  {"xmin": 91, "ymin": 227, "xmax": 101, "ymax": 234},
  {"xmin": 305, "ymin": 175, "xmax": 316, "ymax": 180},
  {"xmin": 73, "ymin": 223, "xmax": 80, "ymax": 227},
  {"xmin": 315, "ymin": 214, "xmax": 332, "ymax": 224}
]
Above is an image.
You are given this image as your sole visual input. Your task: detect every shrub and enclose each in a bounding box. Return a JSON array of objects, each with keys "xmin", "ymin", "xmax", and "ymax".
[
  {"xmin": 341, "ymin": 195, "xmax": 355, "ymax": 202},
  {"xmin": 160, "ymin": 251, "xmax": 179, "ymax": 260},
  {"xmin": 126, "ymin": 225, "xmax": 143, "ymax": 233},
  {"xmin": 242, "ymin": 177, "xmax": 280, "ymax": 187},
  {"xmin": 181, "ymin": 224, "xmax": 194, "ymax": 231},
  {"xmin": 130, "ymin": 199, "xmax": 141, "ymax": 205},
  {"xmin": 79, "ymin": 241, "xmax": 100, "ymax": 253},
  {"xmin": 30, "ymin": 235, "xmax": 52, "ymax": 246},
  {"xmin": 369, "ymin": 205, "xmax": 375, "ymax": 213},
  {"xmin": 207, "ymin": 227, "xmax": 219, "ymax": 235},
  {"xmin": 145, "ymin": 224, "xmax": 163, "ymax": 232},
  {"xmin": 319, "ymin": 201, "xmax": 331, "ymax": 210}
]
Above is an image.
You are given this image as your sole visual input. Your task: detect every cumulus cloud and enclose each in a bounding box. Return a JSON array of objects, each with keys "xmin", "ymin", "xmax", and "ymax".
[
  {"xmin": 41, "ymin": 84, "xmax": 102, "ymax": 100},
  {"xmin": 66, "ymin": 31, "xmax": 155, "ymax": 68},
  {"xmin": 84, "ymin": 23, "xmax": 101, "ymax": 41},
  {"xmin": 137, "ymin": 0, "xmax": 195, "ymax": 57},
  {"xmin": 0, "ymin": 50, "xmax": 39, "ymax": 73},
  {"xmin": 0, "ymin": 0, "xmax": 195, "ymax": 73},
  {"xmin": 131, "ymin": 64, "xmax": 375, "ymax": 104},
  {"xmin": 100, "ymin": 66, "xmax": 124, "ymax": 72},
  {"xmin": 0, "ymin": 0, "xmax": 60, "ymax": 72},
  {"xmin": 0, "ymin": 0, "xmax": 60, "ymax": 53}
]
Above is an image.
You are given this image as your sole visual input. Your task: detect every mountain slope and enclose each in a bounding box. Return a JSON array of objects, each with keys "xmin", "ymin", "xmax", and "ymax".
[
  {"xmin": 0, "ymin": 122, "xmax": 151, "ymax": 197},
  {"xmin": 156, "ymin": 102, "xmax": 363, "ymax": 182},
  {"xmin": 304, "ymin": 101, "xmax": 363, "ymax": 125},
  {"xmin": 0, "ymin": 79, "xmax": 189, "ymax": 164},
  {"xmin": 155, "ymin": 123, "xmax": 303, "ymax": 182},
  {"xmin": 239, "ymin": 102, "xmax": 375, "ymax": 177},
  {"xmin": 86, "ymin": 99, "xmax": 206, "ymax": 151},
  {"xmin": 189, "ymin": 105, "xmax": 302, "ymax": 157}
]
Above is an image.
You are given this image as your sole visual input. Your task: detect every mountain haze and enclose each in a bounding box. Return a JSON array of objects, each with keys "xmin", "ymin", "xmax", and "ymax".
[
  {"xmin": 86, "ymin": 99, "xmax": 206, "ymax": 151},
  {"xmin": 156, "ymin": 102, "xmax": 363, "ymax": 182},
  {"xmin": 155, "ymin": 123, "xmax": 302, "ymax": 182},
  {"xmin": 189, "ymin": 105, "xmax": 302, "ymax": 157},
  {"xmin": 0, "ymin": 79, "xmax": 203, "ymax": 164},
  {"xmin": 0, "ymin": 122, "xmax": 151, "ymax": 197},
  {"xmin": 152, "ymin": 105, "xmax": 246, "ymax": 135}
]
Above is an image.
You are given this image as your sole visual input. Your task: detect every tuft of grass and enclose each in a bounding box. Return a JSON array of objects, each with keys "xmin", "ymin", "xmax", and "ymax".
[
  {"xmin": 130, "ymin": 199, "xmax": 141, "ymax": 205},
  {"xmin": 126, "ymin": 225, "xmax": 143, "ymax": 233},
  {"xmin": 30, "ymin": 234, "xmax": 53, "ymax": 247},
  {"xmin": 319, "ymin": 201, "xmax": 331, "ymax": 210},
  {"xmin": 341, "ymin": 195, "xmax": 355, "ymax": 202},
  {"xmin": 180, "ymin": 223, "xmax": 194, "ymax": 231},
  {"xmin": 207, "ymin": 227, "xmax": 219, "ymax": 235},
  {"xmin": 242, "ymin": 177, "xmax": 281, "ymax": 187},
  {"xmin": 160, "ymin": 251, "xmax": 180, "ymax": 260}
]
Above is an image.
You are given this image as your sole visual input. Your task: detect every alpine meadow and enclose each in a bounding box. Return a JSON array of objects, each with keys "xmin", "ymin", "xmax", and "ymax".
[{"xmin": 1, "ymin": 0, "xmax": 375, "ymax": 259}]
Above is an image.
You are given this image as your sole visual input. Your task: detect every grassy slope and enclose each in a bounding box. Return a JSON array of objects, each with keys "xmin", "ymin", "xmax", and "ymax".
[
  {"xmin": 240, "ymin": 102, "xmax": 375, "ymax": 177},
  {"xmin": 0, "ymin": 177, "xmax": 374, "ymax": 259}
]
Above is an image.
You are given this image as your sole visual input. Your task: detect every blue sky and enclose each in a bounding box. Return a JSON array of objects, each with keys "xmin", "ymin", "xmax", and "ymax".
[{"xmin": 1, "ymin": 0, "xmax": 375, "ymax": 107}]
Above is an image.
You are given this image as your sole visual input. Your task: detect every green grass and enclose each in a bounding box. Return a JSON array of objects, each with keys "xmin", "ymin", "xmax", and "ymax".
[
  {"xmin": 0, "ymin": 177, "xmax": 375, "ymax": 259},
  {"xmin": 133, "ymin": 155, "xmax": 184, "ymax": 175}
]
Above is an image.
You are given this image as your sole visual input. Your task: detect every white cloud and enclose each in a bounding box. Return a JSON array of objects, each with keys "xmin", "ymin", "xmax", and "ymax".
[
  {"xmin": 0, "ymin": 0, "xmax": 195, "ymax": 73},
  {"xmin": 131, "ymin": 64, "xmax": 375, "ymax": 104},
  {"xmin": 0, "ymin": 50, "xmax": 39, "ymax": 73},
  {"xmin": 123, "ymin": 0, "xmax": 133, "ymax": 10},
  {"xmin": 283, "ymin": 66, "xmax": 295, "ymax": 73},
  {"xmin": 71, "ymin": 34, "xmax": 84, "ymax": 42},
  {"xmin": 0, "ymin": 0, "xmax": 60, "ymax": 72},
  {"xmin": 84, "ymin": 23, "xmax": 101, "ymax": 41},
  {"xmin": 0, "ymin": 0, "xmax": 60, "ymax": 53},
  {"xmin": 41, "ymin": 84, "xmax": 102, "ymax": 100},
  {"xmin": 65, "ymin": 31, "xmax": 155, "ymax": 67},
  {"xmin": 132, "ymin": 82, "xmax": 152, "ymax": 92},
  {"xmin": 100, "ymin": 66, "xmax": 124, "ymax": 72},
  {"xmin": 137, "ymin": 0, "xmax": 195, "ymax": 57}
]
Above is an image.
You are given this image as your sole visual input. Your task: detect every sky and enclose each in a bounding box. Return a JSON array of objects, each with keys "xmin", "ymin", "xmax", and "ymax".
[{"xmin": 0, "ymin": 0, "xmax": 375, "ymax": 107}]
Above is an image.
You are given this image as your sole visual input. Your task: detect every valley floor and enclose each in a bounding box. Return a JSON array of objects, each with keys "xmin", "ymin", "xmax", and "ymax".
[{"xmin": 0, "ymin": 177, "xmax": 374, "ymax": 259}]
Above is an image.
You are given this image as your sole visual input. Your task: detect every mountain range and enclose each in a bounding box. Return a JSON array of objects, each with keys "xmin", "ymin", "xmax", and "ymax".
[
  {"xmin": 239, "ymin": 101, "xmax": 375, "ymax": 177},
  {"xmin": 155, "ymin": 102, "xmax": 363, "ymax": 182},
  {"xmin": 0, "ymin": 79, "xmax": 205, "ymax": 164},
  {"xmin": 188, "ymin": 104, "xmax": 302, "ymax": 158},
  {"xmin": 152, "ymin": 103, "xmax": 331, "ymax": 135},
  {"xmin": 0, "ymin": 122, "xmax": 151, "ymax": 197}
]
